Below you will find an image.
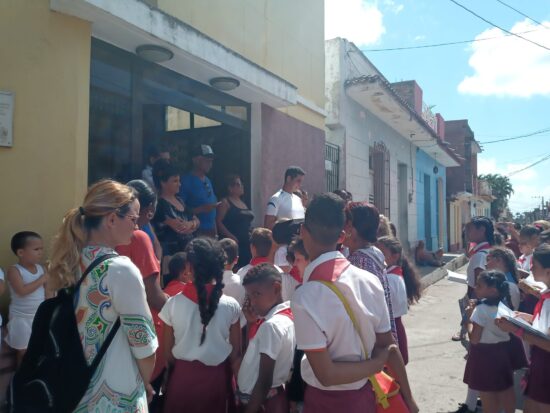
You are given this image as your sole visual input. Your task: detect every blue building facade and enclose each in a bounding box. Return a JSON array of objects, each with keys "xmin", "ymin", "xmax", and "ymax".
[{"xmin": 416, "ymin": 148, "xmax": 448, "ymax": 251}]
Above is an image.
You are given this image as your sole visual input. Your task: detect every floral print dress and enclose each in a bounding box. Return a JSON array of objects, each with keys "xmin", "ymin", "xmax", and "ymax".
[{"xmin": 74, "ymin": 246, "xmax": 158, "ymax": 413}]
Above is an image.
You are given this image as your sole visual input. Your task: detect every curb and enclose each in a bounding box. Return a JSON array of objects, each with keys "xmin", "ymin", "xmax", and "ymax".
[{"xmin": 420, "ymin": 254, "xmax": 468, "ymax": 289}]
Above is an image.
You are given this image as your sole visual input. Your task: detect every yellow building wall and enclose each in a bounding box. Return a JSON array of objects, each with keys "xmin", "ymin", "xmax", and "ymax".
[
  {"xmin": 0, "ymin": 0, "xmax": 92, "ymax": 270},
  {"xmin": 157, "ymin": 0, "xmax": 325, "ymax": 129}
]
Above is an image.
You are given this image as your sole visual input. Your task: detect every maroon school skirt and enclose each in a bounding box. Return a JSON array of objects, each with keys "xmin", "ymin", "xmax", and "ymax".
[
  {"xmin": 525, "ymin": 346, "xmax": 550, "ymax": 404},
  {"xmin": 464, "ymin": 341, "xmax": 514, "ymax": 392},
  {"xmin": 303, "ymin": 382, "xmax": 376, "ymax": 413},
  {"xmin": 163, "ymin": 359, "xmax": 235, "ymax": 413},
  {"xmin": 395, "ymin": 317, "xmax": 409, "ymax": 365}
]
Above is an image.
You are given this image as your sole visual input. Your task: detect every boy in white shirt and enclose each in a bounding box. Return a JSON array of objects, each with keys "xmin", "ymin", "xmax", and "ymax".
[
  {"xmin": 238, "ymin": 263, "xmax": 295, "ymax": 413},
  {"xmin": 291, "ymin": 193, "xmax": 417, "ymax": 413},
  {"xmin": 219, "ymin": 238, "xmax": 246, "ymax": 306}
]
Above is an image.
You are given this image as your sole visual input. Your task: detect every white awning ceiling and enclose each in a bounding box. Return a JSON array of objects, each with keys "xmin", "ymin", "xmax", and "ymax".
[
  {"xmin": 345, "ymin": 77, "xmax": 460, "ymax": 168},
  {"xmin": 50, "ymin": 0, "xmax": 298, "ymax": 108}
]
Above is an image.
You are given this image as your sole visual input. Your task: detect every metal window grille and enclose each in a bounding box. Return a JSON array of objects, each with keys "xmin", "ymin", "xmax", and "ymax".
[{"xmin": 325, "ymin": 143, "xmax": 340, "ymax": 192}]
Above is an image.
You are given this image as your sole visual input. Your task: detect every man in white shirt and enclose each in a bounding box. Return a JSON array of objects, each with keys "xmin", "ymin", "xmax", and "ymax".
[
  {"xmin": 264, "ymin": 166, "xmax": 306, "ymax": 229},
  {"xmin": 141, "ymin": 145, "xmax": 170, "ymax": 189}
]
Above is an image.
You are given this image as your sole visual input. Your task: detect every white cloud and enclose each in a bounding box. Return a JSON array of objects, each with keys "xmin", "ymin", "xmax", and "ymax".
[
  {"xmin": 414, "ymin": 34, "xmax": 426, "ymax": 41},
  {"xmin": 383, "ymin": 0, "xmax": 404, "ymax": 14},
  {"xmin": 478, "ymin": 156, "xmax": 544, "ymax": 213},
  {"xmin": 458, "ymin": 20, "xmax": 550, "ymax": 97},
  {"xmin": 325, "ymin": 0, "xmax": 386, "ymax": 45}
]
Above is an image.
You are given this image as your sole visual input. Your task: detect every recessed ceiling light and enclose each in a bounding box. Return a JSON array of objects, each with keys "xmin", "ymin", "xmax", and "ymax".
[
  {"xmin": 209, "ymin": 77, "xmax": 240, "ymax": 91},
  {"xmin": 136, "ymin": 45, "xmax": 174, "ymax": 63}
]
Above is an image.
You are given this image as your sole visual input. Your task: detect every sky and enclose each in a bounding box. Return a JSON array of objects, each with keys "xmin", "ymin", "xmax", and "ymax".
[{"xmin": 325, "ymin": 0, "xmax": 550, "ymax": 214}]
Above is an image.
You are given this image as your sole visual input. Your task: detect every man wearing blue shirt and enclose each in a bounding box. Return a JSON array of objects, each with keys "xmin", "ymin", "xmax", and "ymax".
[{"xmin": 179, "ymin": 144, "xmax": 220, "ymax": 237}]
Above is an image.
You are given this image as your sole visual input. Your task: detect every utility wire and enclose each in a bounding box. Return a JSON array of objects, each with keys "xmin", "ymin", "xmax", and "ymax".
[
  {"xmin": 361, "ymin": 29, "xmax": 539, "ymax": 52},
  {"xmin": 507, "ymin": 153, "xmax": 550, "ymax": 177},
  {"xmin": 448, "ymin": 0, "xmax": 550, "ymax": 52},
  {"xmin": 480, "ymin": 128, "xmax": 550, "ymax": 144},
  {"xmin": 494, "ymin": 0, "xmax": 548, "ymax": 28}
]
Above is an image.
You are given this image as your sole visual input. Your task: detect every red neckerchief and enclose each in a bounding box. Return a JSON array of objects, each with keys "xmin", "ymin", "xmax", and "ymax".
[
  {"xmin": 308, "ymin": 257, "xmax": 351, "ymax": 282},
  {"xmin": 181, "ymin": 282, "xmax": 215, "ymax": 304},
  {"xmin": 470, "ymin": 242, "xmax": 491, "ymax": 256},
  {"xmin": 248, "ymin": 307, "xmax": 294, "ymax": 340},
  {"xmin": 533, "ymin": 291, "xmax": 550, "ymax": 320},
  {"xmin": 386, "ymin": 265, "xmax": 404, "ymax": 277},
  {"xmin": 164, "ymin": 280, "xmax": 187, "ymax": 297},
  {"xmin": 289, "ymin": 266, "xmax": 302, "ymax": 283},
  {"xmin": 250, "ymin": 257, "xmax": 270, "ymax": 266}
]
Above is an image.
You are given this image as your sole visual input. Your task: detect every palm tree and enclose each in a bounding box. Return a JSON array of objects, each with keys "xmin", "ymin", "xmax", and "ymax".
[{"xmin": 479, "ymin": 174, "xmax": 514, "ymax": 219}]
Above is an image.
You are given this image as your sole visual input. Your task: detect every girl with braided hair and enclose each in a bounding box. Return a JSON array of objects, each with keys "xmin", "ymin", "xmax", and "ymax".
[
  {"xmin": 159, "ymin": 237, "xmax": 241, "ymax": 413},
  {"xmin": 463, "ymin": 270, "xmax": 527, "ymax": 413}
]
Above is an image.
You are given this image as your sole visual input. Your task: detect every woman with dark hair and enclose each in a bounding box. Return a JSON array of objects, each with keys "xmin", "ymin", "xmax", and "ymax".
[
  {"xmin": 151, "ymin": 159, "xmax": 200, "ymax": 258},
  {"xmin": 343, "ymin": 202, "xmax": 399, "ymax": 343},
  {"xmin": 216, "ymin": 174, "xmax": 254, "ymax": 269},
  {"xmin": 159, "ymin": 238, "xmax": 241, "ymax": 413}
]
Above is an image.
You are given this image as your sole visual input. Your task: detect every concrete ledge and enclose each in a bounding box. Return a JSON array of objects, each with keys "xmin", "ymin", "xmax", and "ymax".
[{"xmin": 420, "ymin": 253, "xmax": 468, "ymax": 289}]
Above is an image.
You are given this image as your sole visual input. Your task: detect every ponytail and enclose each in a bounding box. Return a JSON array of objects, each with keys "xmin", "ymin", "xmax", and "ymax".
[
  {"xmin": 377, "ymin": 236, "xmax": 422, "ymax": 304},
  {"xmin": 49, "ymin": 180, "xmax": 136, "ymax": 290},
  {"xmin": 478, "ymin": 270, "xmax": 510, "ymax": 307},
  {"xmin": 401, "ymin": 256, "xmax": 422, "ymax": 304},
  {"xmin": 185, "ymin": 238, "xmax": 226, "ymax": 345}
]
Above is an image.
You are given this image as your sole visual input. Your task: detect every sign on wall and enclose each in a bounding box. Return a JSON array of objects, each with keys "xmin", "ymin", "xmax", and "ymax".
[{"xmin": 0, "ymin": 91, "xmax": 14, "ymax": 147}]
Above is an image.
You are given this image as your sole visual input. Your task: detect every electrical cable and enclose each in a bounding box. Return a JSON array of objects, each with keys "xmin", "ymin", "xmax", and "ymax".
[
  {"xmin": 448, "ymin": 0, "xmax": 550, "ymax": 52},
  {"xmin": 507, "ymin": 153, "xmax": 550, "ymax": 177},
  {"xmin": 361, "ymin": 29, "xmax": 540, "ymax": 52},
  {"xmin": 494, "ymin": 0, "xmax": 548, "ymax": 28},
  {"xmin": 480, "ymin": 127, "xmax": 550, "ymax": 144}
]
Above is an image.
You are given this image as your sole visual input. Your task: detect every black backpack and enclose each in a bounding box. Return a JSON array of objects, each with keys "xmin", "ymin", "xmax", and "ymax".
[{"xmin": 8, "ymin": 254, "xmax": 120, "ymax": 413}]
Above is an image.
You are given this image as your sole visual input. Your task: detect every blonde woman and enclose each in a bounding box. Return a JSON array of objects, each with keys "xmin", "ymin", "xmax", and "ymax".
[{"xmin": 49, "ymin": 180, "xmax": 158, "ymax": 412}]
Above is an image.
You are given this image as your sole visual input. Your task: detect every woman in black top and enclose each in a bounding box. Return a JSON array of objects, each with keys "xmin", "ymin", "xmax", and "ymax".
[
  {"xmin": 151, "ymin": 160, "xmax": 199, "ymax": 256},
  {"xmin": 216, "ymin": 174, "xmax": 254, "ymax": 269}
]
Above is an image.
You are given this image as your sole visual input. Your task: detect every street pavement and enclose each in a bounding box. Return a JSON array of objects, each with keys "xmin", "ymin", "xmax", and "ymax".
[
  {"xmin": 405, "ymin": 264, "xmax": 471, "ymax": 413},
  {"xmin": 406, "ymin": 264, "xmax": 526, "ymax": 413}
]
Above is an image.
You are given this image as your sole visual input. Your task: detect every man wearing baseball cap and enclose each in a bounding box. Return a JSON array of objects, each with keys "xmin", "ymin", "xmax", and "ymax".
[{"xmin": 179, "ymin": 144, "xmax": 220, "ymax": 237}]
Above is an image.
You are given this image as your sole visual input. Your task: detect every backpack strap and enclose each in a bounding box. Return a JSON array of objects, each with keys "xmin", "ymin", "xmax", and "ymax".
[
  {"xmin": 314, "ymin": 280, "xmax": 392, "ymax": 409},
  {"xmin": 75, "ymin": 253, "xmax": 121, "ymax": 374}
]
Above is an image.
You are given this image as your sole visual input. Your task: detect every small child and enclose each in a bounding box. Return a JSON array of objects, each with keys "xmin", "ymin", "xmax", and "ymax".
[
  {"xmin": 463, "ymin": 271, "xmax": 527, "ymax": 413},
  {"xmin": 159, "ymin": 238, "xmax": 241, "ymax": 413},
  {"xmin": 219, "ymin": 238, "xmax": 246, "ymax": 307},
  {"xmin": 272, "ymin": 219, "xmax": 302, "ymax": 274},
  {"xmin": 237, "ymin": 263, "xmax": 295, "ymax": 412},
  {"xmin": 6, "ymin": 231, "xmax": 47, "ymax": 365},
  {"xmin": 486, "ymin": 248, "xmax": 520, "ymax": 310},
  {"xmin": 517, "ymin": 225, "xmax": 541, "ymax": 272},
  {"xmin": 377, "ymin": 236, "xmax": 422, "ymax": 365},
  {"xmin": 286, "ymin": 237, "xmax": 309, "ymax": 283},
  {"xmin": 497, "ymin": 244, "xmax": 550, "ymax": 410},
  {"xmin": 237, "ymin": 228, "xmax": 275, "ymax": 278},
  {"xmin": 164, "ymin": 252, "xmax": 191, "ymax": 295},
  {"xmin": 238, "ymin": 228, "xmax": 298, "ymax": 302}
]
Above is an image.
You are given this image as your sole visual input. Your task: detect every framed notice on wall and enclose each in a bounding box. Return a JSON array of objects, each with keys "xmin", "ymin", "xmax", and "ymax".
[{"xmin": 0, "ymin": 91, "xmax": 14, "ymax": 147}]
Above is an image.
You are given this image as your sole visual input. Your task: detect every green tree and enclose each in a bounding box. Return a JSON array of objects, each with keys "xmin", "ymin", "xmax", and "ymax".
[{"xmin": 479, "ymin": 174, "xmax": 514, "ymax": 219}]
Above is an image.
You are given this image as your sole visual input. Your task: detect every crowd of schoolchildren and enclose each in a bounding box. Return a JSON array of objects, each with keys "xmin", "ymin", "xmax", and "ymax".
[{"xmin": 2, "ymin": 172, "xmax": 550, "ymax": 412}]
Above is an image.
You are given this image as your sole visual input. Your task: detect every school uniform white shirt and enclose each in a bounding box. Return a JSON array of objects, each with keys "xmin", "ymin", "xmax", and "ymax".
[
  {"xmin": 265, "ymin": 190, "xmax": 305, "ymax": 221},
  {"xmin": 159, "ymin": 293, "xmax": 241, "ymax": 366},
  {"xmin": 518, "ymin": 253, "xmax": 533, "ymax": 272},
  {"xmin": 222, "ymin": 270, "xmax": 245, "ymax": 307},
  {"xmin": 532, "ymin": 288, "xmax": 550, "ymax": 336},
  {"xmin": 237, "ymin": 301, "xmax": 295, "ymax": 395},
  {"xmin": 507, "ymin": 282, "xmax": 520, "ymax": 311},
  {"xmin": 467, "ymin": 243, "xmax": 489, "ymax": 287},
  {"xmin": 470, "ymin": 303, "xmax": 510, "ymax": 344},
  {"xmin": 274, "ymin": 245, "xmax": 290, "ymax": 268},
  {"xmin": 291, "ymin": 251, "xmax": 391, "ymax": 391},
  {"xmin": 237, "ymin": 263, "xmax": 297, "ymax": 303},
  {"xmin": 385, "ymin": 267, "xmax": 408, "ymax": 318}
]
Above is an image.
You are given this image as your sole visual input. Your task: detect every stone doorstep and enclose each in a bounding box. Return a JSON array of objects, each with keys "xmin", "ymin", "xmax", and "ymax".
[{"xmin": 419, "ymin": 253, "xmax": 468, "ymax": 290}]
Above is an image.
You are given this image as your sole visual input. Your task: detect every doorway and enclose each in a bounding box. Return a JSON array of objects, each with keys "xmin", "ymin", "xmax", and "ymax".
[
  {"xmin": 88, "ymin": 39, "xmax": 251, "ymax": 203},
  {"xmin": 424, "ymin": 174, "xmax": 432, "ymax": 250},
  {"xmin": 398, "ymin": 164, "xmax": 409, "ymax": 250}
]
